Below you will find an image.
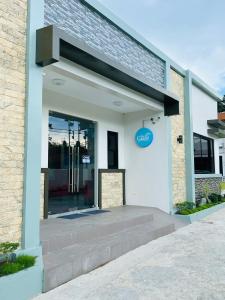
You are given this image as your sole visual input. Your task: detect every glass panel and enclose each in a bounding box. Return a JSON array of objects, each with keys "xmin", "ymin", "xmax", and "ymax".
[
  {"xmin": 194, "ymin": 134, "xmax": 215, "ymax": 174},
  {"xmin": 194, "ymin": 136, "xmax": 201, "ymax": 157},
  {"xmin": 107, "ymin": 131, "xmax": 118, "ymax": 169},
  {"xmin": 201, "ymin": 139, "xmax": 208, "ymax": 157},
  {"xmin": 48, "ymin": 112, "xmax": 95, "ymax": 215}
]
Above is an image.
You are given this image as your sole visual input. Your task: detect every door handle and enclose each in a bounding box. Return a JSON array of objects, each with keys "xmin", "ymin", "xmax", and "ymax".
[
  {"xmin": 76, "ymin": 145, "xmax": 80, "ymax": 193},
  {"xmin": 73, "ymin": 146, "xmax": 76, "ymax": 193},
  {"xmin": 68, "ymin": 145, "xmax": 71, "ymax": 192}
]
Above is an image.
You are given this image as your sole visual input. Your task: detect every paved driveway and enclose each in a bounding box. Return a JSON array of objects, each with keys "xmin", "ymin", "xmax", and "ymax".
[{"xmin": 35, "ymin": 208, "xmax": 225, "ymax": 300}]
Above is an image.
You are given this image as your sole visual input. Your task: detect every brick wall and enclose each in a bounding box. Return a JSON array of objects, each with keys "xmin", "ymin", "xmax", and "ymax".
[
  {"xmin": 195, "ymin": 177, "xmax": 222, "ymax": 199},
  {"xmin": 170, "ymin": 69, "xmax": 187, "ymax": 204},
  {"xmin": 44, "ymin": 0, "xmax": 165, "ymax": 88},
  {"xmin": 0, "ymin": 0, "xmax": 27, "ymax": 243}
]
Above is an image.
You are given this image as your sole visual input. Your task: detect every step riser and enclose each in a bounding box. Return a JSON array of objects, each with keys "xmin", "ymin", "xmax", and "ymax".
[
  {"xmin": 43, "ymin": 223, "xmax": 175, "ymax": 292},
  {"xmin": 42, "ymin": 214, "xmax": 154, "ymax": 255}
]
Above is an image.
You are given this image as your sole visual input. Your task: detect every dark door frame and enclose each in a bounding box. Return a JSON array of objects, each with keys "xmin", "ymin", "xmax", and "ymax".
[
  {"xmin": 46, "ymin": 111, "xmax": 97, "ymax": 217},
  {"xmin": 219, "ymin": 155, "xmax": 223, "ymax": 175}
]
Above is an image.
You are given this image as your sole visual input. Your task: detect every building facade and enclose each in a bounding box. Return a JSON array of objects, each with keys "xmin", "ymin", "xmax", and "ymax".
[{"xmin": 0, "ymin": 0, "xmax": 223, "ymax": 299}]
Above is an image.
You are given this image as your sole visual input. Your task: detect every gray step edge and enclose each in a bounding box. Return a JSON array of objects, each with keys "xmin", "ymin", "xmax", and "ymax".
[
  {"xmin": 43, "ymin": 221, "xmax": 175, "ymax": 292},
  {"xmin": 42, "ymin": 213, "xmax": 154, "ymax": 255}
]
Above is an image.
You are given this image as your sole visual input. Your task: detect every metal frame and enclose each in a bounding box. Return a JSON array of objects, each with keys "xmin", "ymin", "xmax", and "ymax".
[
  {"xmin": 193, "ymin": 132, "xmax": 215, "ymax": 175},
  {"xmin": 41, "ymin": 168, "xmax": 49, "ymax": 219},
  {"xmin": 47, "ymin": 110, "xmax": 98, "ymax": 218}
]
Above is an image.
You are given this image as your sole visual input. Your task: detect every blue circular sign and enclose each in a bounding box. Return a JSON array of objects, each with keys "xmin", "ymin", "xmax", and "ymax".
[{"xmin": 135, "ymin": 127, "xmax": 153, "ymax": 148}]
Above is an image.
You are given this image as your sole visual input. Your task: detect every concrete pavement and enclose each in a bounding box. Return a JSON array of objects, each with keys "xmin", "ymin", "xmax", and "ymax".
[{"xmin": 34, "ymin": 208, "xmax": 225, "ymax": 300}]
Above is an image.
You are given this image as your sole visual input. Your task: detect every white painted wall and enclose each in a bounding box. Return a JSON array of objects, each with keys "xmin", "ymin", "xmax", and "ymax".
[
  {"xmin": 124, "ymin": 111, "xmax": 171, "ymax": 212},
  {"xmin": 42, "ymin": 88, "xmax": 170, "ymax": 212},
  {"xmin": 42, "ymin": 89, "xmax": 125, "ymax": 170},
  {"xmin": 192, "ymin": 84, "xmax": 218, "ymax": 137},
  {"xmin": 192, "ymin": 84, "xmax": 220, "ymax": 174}
]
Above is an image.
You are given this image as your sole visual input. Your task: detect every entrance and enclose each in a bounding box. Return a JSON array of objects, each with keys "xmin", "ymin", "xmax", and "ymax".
[{"xmin": 48, "ymin": 111, "xmax": 96, "ymax": 216}]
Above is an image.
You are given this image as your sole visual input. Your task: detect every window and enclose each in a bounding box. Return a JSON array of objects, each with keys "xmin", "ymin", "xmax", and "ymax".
[
  {"xmin": 107, "ymin": 131, "xmax": 118, "ymax": 169},
  {"xmin": 194, "ymin": 133, "xmax": 214, "ymax": 174},
  {"xmin": 219, "ymin": 156, "xmax": 223, "ymax": 175}
]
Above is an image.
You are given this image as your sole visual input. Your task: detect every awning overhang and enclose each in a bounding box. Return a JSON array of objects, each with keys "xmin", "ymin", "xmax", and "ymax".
[
  {"xmin": 208, "ymin": 129, "xmax": 225, "ymax": 138},
  {"xmin": 207, "ymin": 119, "xmax": 225, "ymax": 138},
  {"xmin": 36, "ymin": 25, "xmax": 179, "ymax": 116},
  {"xmin": 207, "ymin": 119, "xmax": 225, "ymax": 130}
]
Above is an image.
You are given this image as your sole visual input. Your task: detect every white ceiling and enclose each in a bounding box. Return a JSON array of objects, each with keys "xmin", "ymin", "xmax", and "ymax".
[{"xmin": 43, "ymin": 61, "xmax": 163, "ymax": 114}]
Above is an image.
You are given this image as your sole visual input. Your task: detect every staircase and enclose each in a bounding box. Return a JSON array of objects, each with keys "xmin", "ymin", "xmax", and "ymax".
[{"xmin": 41, "ymin": 206, "xmax": 185, "ymax": 292}]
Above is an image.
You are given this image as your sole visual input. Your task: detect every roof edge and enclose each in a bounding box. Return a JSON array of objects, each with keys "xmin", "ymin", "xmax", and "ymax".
[
  {"xmin": 82, "ymin": 0, "xmax": 186, "ymax": 76},
  {"xmin": 36, "ymin": 25, "xmax": 180, "ymax": 116},
  {"xmin": 189, "ymin": 71, "xmax": 222, "ymax": 102}
]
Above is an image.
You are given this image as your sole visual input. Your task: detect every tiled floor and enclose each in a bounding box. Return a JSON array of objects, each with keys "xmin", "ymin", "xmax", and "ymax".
[
  {"xmin": 40, "ymin": 206, "xmax": 187, "ymax": 291},
  {"xmin": 35, "ymin": 208, "xmax": 225, "ymax": 300}
]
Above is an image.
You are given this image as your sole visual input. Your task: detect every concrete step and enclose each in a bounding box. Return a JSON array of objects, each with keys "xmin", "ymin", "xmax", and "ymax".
[
  {"xmin": 41, "ymin": 210, "xmax": 154, "ymax": 255},
  {"xmin": 43, "ymin": 219, "xmax": 175, "ymax": 292}
]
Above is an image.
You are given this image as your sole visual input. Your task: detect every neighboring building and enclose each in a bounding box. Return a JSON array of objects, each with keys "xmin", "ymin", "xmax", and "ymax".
[
  {"xmin": 217, "ymin": 97, "xmax": 225, "ymax": 176},
  {"xmin": 191, "ymin": 77, "xmax": 223, "ymax": 199},
  {"xmin": 0, "ymin": 0, "xmax": 223, "ymax": 299}
]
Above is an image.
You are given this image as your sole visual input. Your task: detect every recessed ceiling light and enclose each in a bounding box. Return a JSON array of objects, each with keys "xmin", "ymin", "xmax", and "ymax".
[
  {"xmin": 52, "ymin": 78, "xmax": 65, "ymax": 86},
  {"xmin": 113, "ymin": 100, "xmax": 123, "ymax": 107}
]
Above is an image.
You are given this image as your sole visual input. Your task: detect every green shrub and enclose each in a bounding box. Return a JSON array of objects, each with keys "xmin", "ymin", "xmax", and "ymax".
[
  {"xmin": 0, "ymin": 263, "xmax": 23, "ymax": 276},
  {"xmin": 201, "ymin": 183, "xmax": 211, "ymax": 203},
  {"xmin": 177, "ymin": 200, "xmax": 224, "ymax": 215},
  {"xmin": 0, "ymin": 255, "xmax": 36, "ymax": 277},
  {"xmin": 0, "ymin": 243, "xmax": 19, "ymax": 256},
  {"xmin": 220, "ymin": 182, "xmax": 225, "ymax": 191},
  {"xmin": 175, "ymin": 201, "xmax": 195, "ymax": 211},
  {"xmin": 179, "ymin": 209, "xmax": 192, "ymax": 215},
  {"xmin": 16, "ymin": 255, "xmax": 36, "ymax": 269},
  {"xmin": 208, "ymin": 193, "xmax": 221, "ymax": 203},
  {"xmin": 0, "ymin": 242, "xmax": 19, "ymax": 263}
]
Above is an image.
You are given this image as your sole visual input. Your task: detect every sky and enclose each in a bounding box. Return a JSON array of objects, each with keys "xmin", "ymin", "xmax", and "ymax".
[{"xmin": 98, "ymin": 0, "xmax": 225, "ymax": 96}]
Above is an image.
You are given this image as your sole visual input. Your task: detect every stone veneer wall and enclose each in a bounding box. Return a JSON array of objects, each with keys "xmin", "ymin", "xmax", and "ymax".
[
  {"xmin": 170, "ymin": 69, "xmax": 186, "ymax": 204},
  {"xmin": 44, "ymin": 0, "xmax": 165, "ymax": 88},
  {"xmin": 195, "ymin": 177, "xmax": 222, "ymax": 199},
  {"xmin": 0, "ymin": 0, "xmax": 27, "ymax": 242},
  {"xmin": 101, "ymin": 172, "xmax": 124, "ymax": 209}
]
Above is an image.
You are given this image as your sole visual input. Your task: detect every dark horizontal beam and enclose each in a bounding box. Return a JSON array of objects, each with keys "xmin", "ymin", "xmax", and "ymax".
[
  {"xmin": 207, "ymin": 119, "xmax": 225, "ymax": 130},
  {"xmin": 36, "ymin": 25, "xmax": 179, "ymax": 116},
  {"xmin": 208, "ymin": 128, "xmax": 225, "ymax": 138}
]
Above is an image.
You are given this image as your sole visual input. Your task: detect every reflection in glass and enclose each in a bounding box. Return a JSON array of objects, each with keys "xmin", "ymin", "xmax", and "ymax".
[
  {"xmin": 193, "ymin": 133, "xmax": 214, "ymax": 174},
  {"xmin": 48, "ymin": 111, "xmax": 95, "ymax": 215}
]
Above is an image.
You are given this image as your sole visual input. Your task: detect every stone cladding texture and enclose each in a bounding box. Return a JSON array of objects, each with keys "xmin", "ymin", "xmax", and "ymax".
[
  {"xmin": 170, "ymin": 69, "xmax": 187, "ymax": 204},
  {"xmin": 44, "ymin": 0, "xmax": 165, "ymax": 88},
  {"xmin": 195, "ymin": 177, "xmax": 222, "ymax": 199},
  {"xmin": 0, "ymin": 0, "xmax": 27, "ymax": 243},
  {"xmin": 101, "ymin": 172, "xmax": 123, "ymax": 209}
]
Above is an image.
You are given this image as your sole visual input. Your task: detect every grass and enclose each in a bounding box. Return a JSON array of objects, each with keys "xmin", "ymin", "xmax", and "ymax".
[
  {"xmin": 177, "ymin": 200, "xmax": 225, "ymax": 215},
  {"xmin": 0, "ymin": 255, "xmax": 36, "ymax": 277}
]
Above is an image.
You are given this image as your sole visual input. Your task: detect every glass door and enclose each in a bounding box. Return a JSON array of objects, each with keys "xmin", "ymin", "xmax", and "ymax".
[{"xmin": 48, "ymin": 111, "xmax": 95, "ymax": 216}]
